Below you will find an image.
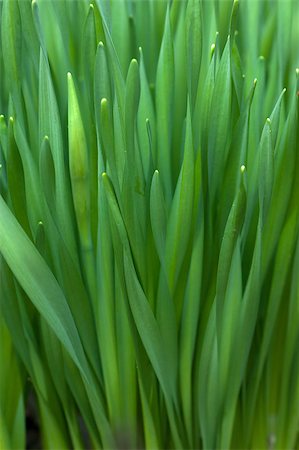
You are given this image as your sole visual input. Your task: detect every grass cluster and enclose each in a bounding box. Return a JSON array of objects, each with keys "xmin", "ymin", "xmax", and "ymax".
[{"xmin": 0, "ymin": 0, "xmax": 299, "ymax": 449}]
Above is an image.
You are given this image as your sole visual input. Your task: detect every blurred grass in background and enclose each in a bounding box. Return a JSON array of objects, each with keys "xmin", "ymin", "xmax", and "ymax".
[{"xmin": 0, "ymin": 0, "xmax": 299, "ymax": 448}]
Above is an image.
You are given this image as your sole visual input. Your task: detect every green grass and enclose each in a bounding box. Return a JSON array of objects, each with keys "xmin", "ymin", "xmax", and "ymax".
[{"xmin": 0, "ymin": 0, "xmax": 299, "ymax": 449}]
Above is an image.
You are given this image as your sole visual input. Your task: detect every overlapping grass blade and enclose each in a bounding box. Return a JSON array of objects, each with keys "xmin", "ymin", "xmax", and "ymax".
[{"xmin": 0, "ymin": 0, "xmax": 298, "ymax": 448}]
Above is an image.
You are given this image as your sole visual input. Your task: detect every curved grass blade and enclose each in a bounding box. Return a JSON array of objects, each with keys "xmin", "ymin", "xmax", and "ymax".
[{"xmin": 0, "ymin": 195, "xmax": 88, "ymax": 376}]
